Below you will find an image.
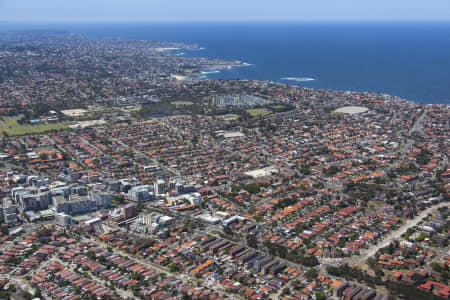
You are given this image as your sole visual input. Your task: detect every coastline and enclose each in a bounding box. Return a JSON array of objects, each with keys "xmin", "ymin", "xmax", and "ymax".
[
  {"xmin": 3, "ymin": 22, "xmax": 449, "ymax": 104},
  {"xmin": 174, "ymin": 60, "xmax": 254, "ymax": 81}
]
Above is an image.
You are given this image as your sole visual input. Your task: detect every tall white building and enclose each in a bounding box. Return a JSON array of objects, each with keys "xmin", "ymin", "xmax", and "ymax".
[
  {"xmin": 128, "ymin": 185, "xmax": 153, "ymax": 202},
  {"xmin": 2, "ymin": 198, "xmax": 19, "ymax": 225},
  {"xmin": 55, "ymin": 213, "xmax": 72, "ymax": 227},
  {"xmin": 54, "ymin": 195, "xmax": 97, "ymax": 215},
  {"xmin": 89, "ymin": 190, "xmax": 112, "ymax": 208},
  {"xmin": 154, "ymin": 178, "xmax": 166, "ymax": 196}
]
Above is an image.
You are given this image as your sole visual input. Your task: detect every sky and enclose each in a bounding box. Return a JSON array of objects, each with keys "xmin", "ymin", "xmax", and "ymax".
[{"xmin": 1, "ymin": 0, "xmax": 450, "ymax": 22}]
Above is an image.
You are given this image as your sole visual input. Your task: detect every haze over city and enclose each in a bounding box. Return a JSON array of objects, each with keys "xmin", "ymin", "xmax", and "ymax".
[{"xmin": 1, "ymin": 0, "xmax": 450, "ymax": 22}]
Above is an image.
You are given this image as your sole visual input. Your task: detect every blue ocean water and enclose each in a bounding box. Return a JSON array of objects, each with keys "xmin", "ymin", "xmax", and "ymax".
[{"xmin": 2, "ymin": 22, "xmax": 450, "ymax": 104}]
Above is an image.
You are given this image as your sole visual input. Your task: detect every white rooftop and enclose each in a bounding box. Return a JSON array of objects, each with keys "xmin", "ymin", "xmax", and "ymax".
[
  {"xmin": 222, "ymin": 131, "xmax": 245, "ymax": 138},
  {"xmin": 333, "ymin": 106, "xmax": 369, "ymax": 115},
  {"xmin": 245, "ymin": 166, "xmax": 278, "ymax": 178}
]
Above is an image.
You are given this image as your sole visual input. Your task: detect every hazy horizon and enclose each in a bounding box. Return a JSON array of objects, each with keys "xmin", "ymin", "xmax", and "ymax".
[
  {"xmin": 1, "ymin": 0, "xmax": 450, "ymax": 23},
  {"xmin": 2, "ymin": 20, "xmax": 450, "ymax": 24}
]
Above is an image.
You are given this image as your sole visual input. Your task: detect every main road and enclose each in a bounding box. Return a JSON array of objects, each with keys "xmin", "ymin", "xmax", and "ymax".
[
  {"xmin": 320, "ymin": 201, "xmax": 449, "ymax": 266},
  {"xmin": 85, "ymin": 236, "xmax": 241, "ymax": 299},
  {"xmin": 94, "ymin": 126, "xmax": 181, "ymax": 177},
  {"xmin": 361, "ymin": 201, "xmax": 448, "ymax": 262}
]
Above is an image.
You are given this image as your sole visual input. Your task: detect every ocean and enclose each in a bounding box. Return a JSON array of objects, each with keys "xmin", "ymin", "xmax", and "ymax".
[{"xmin": 3, "ymin": 22, "xmax": 450, "ymax": 104}]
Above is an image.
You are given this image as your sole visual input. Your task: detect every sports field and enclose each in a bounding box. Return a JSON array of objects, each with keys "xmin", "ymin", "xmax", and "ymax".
[
  {"xmin": 246, "ymin": 108, "xmax": 271, "ymax": 117},
  {"xmin": 0, "ymin": 116, "xmax": 72, "ymax": 136}
]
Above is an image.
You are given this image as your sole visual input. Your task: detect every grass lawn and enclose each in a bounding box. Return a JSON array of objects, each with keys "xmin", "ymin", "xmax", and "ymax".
[
  {"xmin": 171, "ymin": 101, "xmax": 194, "ymax": 106},
  {"xmin": 123, "ymin": 107, "xmax": 141, "ymax": 112},
  {"xmin": 246, "ymin": 108, "xmax": 271, "ymax": 117},
  {"xmin": 35, "ymin": 146, "xmax": 54, "ymax": 153},
  {"xmin": 367, "ymin": 200, "xmax": 387, "ymax": 213},
  {"xmin": 270, "ymin": 105, "xmax": 287, "ymax": 110},
  {"xmin": 0, "ymin": 116, "xmax": 72, "ymax": 136}
]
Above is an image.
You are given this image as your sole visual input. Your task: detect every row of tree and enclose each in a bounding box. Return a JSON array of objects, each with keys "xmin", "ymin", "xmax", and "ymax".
[{"xmin": 326, "ymin": 264, "xmax": 445, "ymax": 300}]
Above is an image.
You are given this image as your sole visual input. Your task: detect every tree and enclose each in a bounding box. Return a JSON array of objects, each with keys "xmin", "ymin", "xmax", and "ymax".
[
  {"xmin": 326, "ymin": 265, "xmax": 339, "ymax": 276},
  {"xmin": 231, "ymin": 184, "xmax": 240, "ymax": 193},
  {"xmin": 245, "ymin": 183, "xmax": 260, "ymax": 194},
  {"xmin": 315, "ymin": 291, "xmax": 326, "ymax": 300},
  {"xmin": 169, "ymin": 263, "xmax": 180, "ymax": 273},
  {"xmin": 136, "ymin": 203, "xmax": 144, "ymax": 212},
  {"xmin": 375, "ymin": 267, "xmax": 385, "ymax": 277},
  {"xmin": 300, "ymin": 166, "xmax": 310, "ymax": 175},
  {"xmin": 302, "ymin": 255, "xmax": 319, "ymax": 267},
  {"xmin": 431, "ymin": 262, "xmax": 442, "ymax": 273},
  {"xmin": 132, "ymin": 273, "xmax": 142, "ymax": 281},
  {"xmin": 416, "ymin": 149, "xmax": 432, "ymax": 165},
  {"xmin": 182, "ymin": 293, "xmax": 192, "ymax": 300},
  {"xmin": 304, "ymin": 268, "xmax": 318, "ymax": 280},
  {"xmin": 324, "ymin": 165, "xmax": 340, "ymax": 177},
  {"xmin": 281, "ymin": 287, "xmax": 290, "ymax": 296},
  {"xmin": 86, "ymin": 250, "xmax": 95, "ymax": 259},
  {"xmin": 367, "ymin": 257, "xmax": 377, "ymax": 270}
]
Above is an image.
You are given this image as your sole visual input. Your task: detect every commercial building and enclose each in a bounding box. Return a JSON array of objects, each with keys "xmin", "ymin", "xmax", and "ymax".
[
  {"xmin": 123, "ymin": 204, "xmax": 137, "ymax": 220},
  {"xmin": 154, "ymin": 178, "xmax": 166, "ymax": 196},
  {"xmin": 89, "ymin": 190, "xmax": 112, "ymax": 209},
  {"xmin": 20, "ymin": 192, "xmax": 50, "ymax": 212},
  {"xmin": 2, "ymin": 198, "xmax": 20, "ymax": 226},
  {"xmin": 128, "ymin": 185, "xmax": 154, "ymax": 202},
  {"xmin": 54, "ymin": 195, "xmax": 97, "ymax": 216},
  {"xmin": 55, "ymin": 213, "xmax": 72, "ymax": 227}
]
